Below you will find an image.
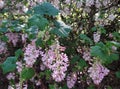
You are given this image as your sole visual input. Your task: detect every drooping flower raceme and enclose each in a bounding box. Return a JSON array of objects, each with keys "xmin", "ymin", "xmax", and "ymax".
[
  {"xmin": 88, "ymin": 61, "xmax": 109, "ymax": 85},
  {"xmin": 0, "ymin": 0, "xmax": 4, "ymax": 9},
  {"xmin": 93, "ymin": 32, "xmax": 101, "ymax": 43},
  {"xmin": 82, "ymin": 51, "xmax": 91, "ymax": 61},
  {"xmin": 6, "ymin": 73, "xmax": 15, "ymax": 80},
  {"xmin": 0, "ymin": 40, "xmax": 7, "ymax": 54},
  {"xmin": 5, "ymin": 32, "xmax": 19, "ymax": 47},
  {"xmin": 85, "ymin": 0, "xmax": 94, "ymax": 7},
  {"xmin": 108, "ymin": 14, "xmax": 116, "ymax": 21},
  {"xmin": 24, "ymin": 43, "xmax": 40, "ymax": 67},
  {"xmin": 16, "ymin": 61, "xmax": 23, "ymax": 73},
  {"xmin": 41, "ymin": 42, "xmax": 69, "ymax": 82},
  {"xmin": 67, "ymin": 73, "xmax": 77, "ymax": 89}
]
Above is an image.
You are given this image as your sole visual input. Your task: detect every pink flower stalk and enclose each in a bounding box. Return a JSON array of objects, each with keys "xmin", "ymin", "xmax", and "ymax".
[
  {"xmin": 108, "ymin": 14, "xmax": 116, "ymax": 21},
  {"xmin": 41, "ymin": 42, "xmax": 69, "ymax": 82},
  {"xmin": 59, "ymin": 46, "xmax": 66, "ymax": 51},
  {"xmin": 15, "ymin": 83, "xmax": 21, "ymax": 89},
  {"xmin": 8, "ymin": 85, "xmax": 14, "ymax": 89},
  {"xmin": 93, "ymin": 32, "xmax": 101, "ymax": 43},
  {"xmin": 95, "ymin": 0, "xmax": 102, "ymax": 8},
  {"xmin": 16, "ymin": 61, "xmax": 23, "ymax": 73},
  {"xmin": 24, "ymin": 43, "xmax": 40, "ymax": 67},
  {"xmin": 0, "ymin": 40, "xmax": 7, "ymax": 54},
  {"xmin": 86, "ymin": 0, "xmax": 94, "ymax": 7},
  {"xmin": 40, "ymin": 64, "xmax": 46, "ymax": 71},
  {"xmin": 67, "ymin": 73, "xmax": 77, "ymax": 89},
  {"xmin": 6, "ymin": 32, "xmax": 19, "ymax": 46},
  {"xmin": 0, "ymin": 0, "xmax": 4, "ymax": 9},
  {"xmin": 23, "ymin": 84, "xmax": 28, "ymax": 89},
  {"xmin": 6, "ymin": 73, "xmax": 15, "ymax": 80},
  {"xmin": 82, "ymin": 51, "xmax": 91, "ymax": 61},
  {"xmin": 21, "ymin": 34, "xmax": 28, "ymax": 43},
  {"xmin": 35, "ymin": 80, "xmax": 41, "ymax": 86},
  {"xmin": 88, "ymin": 61, "xmax": 109, "ymax": 85}
]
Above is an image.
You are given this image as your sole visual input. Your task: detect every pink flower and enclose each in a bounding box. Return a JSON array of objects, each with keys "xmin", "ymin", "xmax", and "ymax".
[
  {"xmin": 67, "ymin": 73, "xmax": 77, "ymax": 89},
  {"xmin": 93, "ymin": 32, "xmax": 101, "ymax": 43},
  {"xmin": 0, "ymin": 40, "xmax": 7, "ymax": 54},
  {"xmin": 24, "ymin": 43, "xmax": 40, "ymax": 67},
  {"xmin": 59, "ymin": 46, "xmax": 66, "ymax": 51},
  {"xmin": 52, "ymin": 71, "xmax": 65, "ymax": 82},
  {"xmin": 0, "ymin": 0, "xmax": 4, "ymax": 9},
  {"xmin": 88, "ymin": 61, "xmax": 109, "ymax": 85},
  {"xmin": 16, "ymin": 61, "xmax": 23, "ymax": 73},
  {"xmin": 6, "ymin": 32, "xmax": 19, "ymax": 46},
  {"xmin": 82, "ymin": 51, "xmax": 91, "ymax": 61},
  {"xmin": 86, "ymin": 0, "xmax": 94, "ymax": 7},
  {"xmin": 6, "ymin": 73, "xmax": 15, "ymax": 80},
  {"xmin": 41, "ymin": 42, "xmax": 69, "ymax": 82}
]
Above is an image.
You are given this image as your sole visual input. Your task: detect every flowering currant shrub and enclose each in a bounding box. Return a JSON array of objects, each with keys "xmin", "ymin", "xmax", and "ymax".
[{"xmin": 0, "ymin": 0, "xmax": 120, "ymax": 89}]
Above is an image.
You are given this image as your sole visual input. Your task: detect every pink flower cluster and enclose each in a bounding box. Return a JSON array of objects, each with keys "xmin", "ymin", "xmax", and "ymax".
[
  {"xmin": 16, "ymin": 61, "xmax": 23, "ymax": 73},
  {"xmin": 93, "ymin": 32, "xmax": 101, "ymax": 43},
  {"xmin": 82, "ymin": 51, "xmax": 91, "ymax": 61},
  {"xmin": 88, "ymin": 61, "xmax": 109, "ymax": 85},
  {"xmin": 5, "ymin": 32, "xmax": 19, "ymax": 47},
  {"xmin": 8, "ymin": 83, "xmax": 27, "ymax": 89},
  {"xmin": 0, "ymin": 40, "xmax": 7, "ymax": 54},
  {"xmin": 67, "ymin": 73, "xmax": 77, "ymax": 89},
  {"xmin": 0, "ymin": 0, "xmax": 4, "ymax": 9},
  {"xmin": 6, "ymin": 73, "xmax": 15, "ymax": 80},
  {"xmin": 85, "ymin": 0, "xmax": 94, "ymax": 7},
  {"xmin": 24, "ymin": 43, "xmax": 40, "ymax": 67},
  {"xmin": 41, "ymin": 42, "xmax": 69, "ymax": 82}
]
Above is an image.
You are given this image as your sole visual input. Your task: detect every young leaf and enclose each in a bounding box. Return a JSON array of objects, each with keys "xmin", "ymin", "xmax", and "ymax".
[
  {"xmin": 51, "ymin": 20, "xmax": 71, "ymax": 37},
  {"xmin": 0, "ymin": 28, "xmax": 7, "ymax": 33},
  {"xmin": 71, "ymin": 55, "xmax": 80, "ymax": 64},
  {"xmin": 33, "ymin": 2, "xmax": 59, "ymax": 16},
  {"xmin": 1, "ymin": 57, "xmax": 17, "ymax": 74},
  {"xmin": 77, "ymin": 59, "xmax": 87, "ymax": 70},
  {"xmin": 21, "ymin": 68, "xmax": 35, "ymax": 81},
  {"xmin": 79, "ymin": 34, "xmax": 93, "ymax": 44},
  {"xmin": 49, "ymin": 84, "xmax": 55, "ymax": 89},
  {"xmin": 28, "ymin": 15, "xmax": 48, "ymax": 30},
  {"xmin": 15, "ymin": 49, "xmax": 23, "ymax": 58}
]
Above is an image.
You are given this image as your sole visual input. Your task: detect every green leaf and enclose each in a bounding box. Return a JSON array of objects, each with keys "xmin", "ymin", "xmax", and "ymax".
[
  {"xmin": 90, "ymin": 43, "xmax": 119, "ymax": 64},
  {"xmin": 28, "ymin": 15, "xmax": 48, "ymax": 30},
  {"xmin": 45, "ymin": 70, "xmax": 52, "ymax": 80},
  {"xmin": 71, "ymin": 55, "xmax": 80, "ymax": 64},
  {"xmin": 116, "ymin": 70, "xmax": 120, "ymax": 78},
  {"xmin": 99, "ymin": 26, "xmax": 106, "ymax": 34},
  {"xmin": 61, "ymin": 84, "xmax": 68, "ymax": 89},
  {"xmin": 15, "ymin": 49, "xmax": 23, "ymax": 58},
  {"xmin": 49, "ymin": 84, "xmax": 55, "ymax": 89},
  {"xmin": 1, "ymin": 57, "xmax": 17, "ymax": 74},
  {"xmin": 51, "ymin": 20, "xmax": 71, "ymax": 37},
  {"xmin": 33, "ymin": 2, "xmax": 59, "ymax": 16},
  {"xmin": 79, "ymin": 34, "xmax": 93, "ymax": 44},
  {"xmin": 91, "ymin": 27, "xmax": 97, "ymax": 32},
  {"xmin": 21, "ymin": 68, "xmax": 35, "ymax": 81},
  {"xmin": 91, "ymin": 45, "xmax": 103, "ymax": 57},
  {"xmin": 107, "ymin": 86, "xmax": 112, "ymax": 89},
  {"xmin": 87, "ymin": 85, "xmax": 95, "ymax": 89},
  {"xmin": 1, "ymin": 35, "xmax": 8, "ymax": 42},
  {"xmin": 77, "ymin": 59, "xmax": 87, "ymax": 70},
  {"xmin": 35, "ymin": 38, "xmax": 44, "ymax": 47},
  {"xmin": 112, "ymin": 32, "xmax": 120, "ymax": 41},
  {"xmin": 0, "ymin": 28, "xmax": 7, "ymax": 32}
]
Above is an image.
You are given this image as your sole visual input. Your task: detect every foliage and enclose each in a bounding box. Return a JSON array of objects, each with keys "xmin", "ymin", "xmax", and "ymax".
[{"xmin": 0, "ymin": 0, "xmax": 120, "ymax": 89}]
